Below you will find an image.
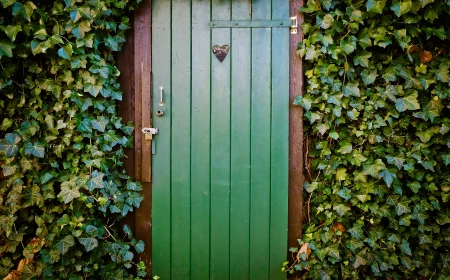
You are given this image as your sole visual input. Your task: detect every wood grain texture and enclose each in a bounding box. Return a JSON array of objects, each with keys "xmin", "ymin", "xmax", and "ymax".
[
  {"xmin": 151, "ymin": 0, "xmax": 172, "ymax": 278},
  {"xmin": 288, "ymin": 0, "xmax": 304, "ymax": 273},
  {"xmin": 133, "ymin": 0, "xmax": 152, "ymax": 276},
  {"xmin": 190, "ymin": 0, "xmax": 211, "ymax": 278},
  {"xmin": 229, "ymin": 1, "xmax": 251, "ymax": 279},
  {"xmin": 117, "ymin": 5, "xmax": 136, "ymax": 242}
]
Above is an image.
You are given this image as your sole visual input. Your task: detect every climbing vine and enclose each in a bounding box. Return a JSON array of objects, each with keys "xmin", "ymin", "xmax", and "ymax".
[
  {"xmin": 0, "ymin": 0, "xmax": 147, "ymax": 279},
  {"xmin": 285, "ymin": 0, "xmax": 450, "ymax": 279}
]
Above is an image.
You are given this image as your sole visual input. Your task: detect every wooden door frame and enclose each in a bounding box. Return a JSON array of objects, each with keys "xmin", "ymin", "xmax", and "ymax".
[{"xmin": 117, "ymin": 0, "xmax": 304, "ymax": 277}]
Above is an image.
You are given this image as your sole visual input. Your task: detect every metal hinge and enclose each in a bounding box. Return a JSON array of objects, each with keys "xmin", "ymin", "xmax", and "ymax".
[
  {"xmin": 142, "ymin": 127, "xmax": 158, "ymax": 140},
  {"xmin": 290, "ymin": 16, "xmax": 298, "ymax": 34}
]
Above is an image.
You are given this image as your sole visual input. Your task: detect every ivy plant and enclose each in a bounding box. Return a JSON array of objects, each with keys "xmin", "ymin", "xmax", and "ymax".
[
  {"xmin": 286, "ymin": 0, "xmax": 450, "ymax": 279},
  {"xmin": 0, "ymin": 0, "xmax": 147, "ymax": 279}
]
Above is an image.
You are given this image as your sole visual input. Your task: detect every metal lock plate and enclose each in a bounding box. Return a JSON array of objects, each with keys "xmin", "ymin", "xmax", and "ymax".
[{"xmin": 142, "ymin": 127, "xmax": 158, "ymax": 140}]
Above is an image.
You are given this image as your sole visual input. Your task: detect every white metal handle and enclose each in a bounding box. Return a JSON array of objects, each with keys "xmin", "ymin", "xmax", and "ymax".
[{"xmin": 159, "ymin": 86, "xmax": 164, "ymax": 106}]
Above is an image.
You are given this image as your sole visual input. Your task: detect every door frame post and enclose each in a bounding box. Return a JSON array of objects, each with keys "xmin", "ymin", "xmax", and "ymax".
[
  {"xmin": 118, "ymin": 0, "xmax": 152, "ymax": 276},
  {"xmin": 288, "ymin": 0, "xmax": 304, "ymax": 268}
]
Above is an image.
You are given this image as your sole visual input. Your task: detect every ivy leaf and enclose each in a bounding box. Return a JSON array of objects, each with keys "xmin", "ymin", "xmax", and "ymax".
[
  {"xmin": 73, "ymin": 20, "xmax": 91, "ymax": 39},
  {"xmin": 334, "ymin": 204, "xmax": 350, "ymax": 216},
  {"xmin": 57, "ymin": 182, "xmax": 80, "ymax": 204},
  {"xmin": 87, "ymin": 170, "xmax": 105, "ymax": 191},
  {"xmin": 2, "ymin": 165, "xmax": 17, "ymax": 177},
  {"xmin": 396, "ymin": 197, "xmax": 411, "ymax": 216},
  {"xmin": 386, "ymin": 155, "xmax": 405, "ymax": 170},
  {"xmin": 343, "ymin": 82, "xmax": 360, "ymax": 97},
  {"xmin": 419, "ymin": 0, "xmax": 434, "ymax": 7},
  {"xmin": 363, "ymin": 159, "xmax": 386, "ymax": 178},
  {"xmin": 0, "ymin": 40, "xmax": 15, "ymax": 58},
  {"xmin": 293, "ymin": 95, "xmax": 314, "ymax": 111},
  {"xmin": 337, "ymin": 141, "xmax": 352, "ymax": 154},
  {"xmin": 399, "ymin": 239, "xmax": 412, "ymax": 255},
  {"xmin": 40, "ymin": 172, "xmax": 56, "ymax": 184},
  {"xmin": 134, "ymin": 240, "xmax": 145, "ymax": 253},
  {"xmin": 391, "ymin": 0, "xmax": 412, "ymax": 17},
  {"xmin": 304, "ymin": 182, "xmax": 319, "ymax": 193},
  {"xmin": 353, "ymin": 254, "xmax": 368, "ymax": 268},
  {"xmin": 0, "ymin": 0, "xmax": 15, "ymax": 8},
  {"xmin": 41, "ymin": 249, "xmax": 60, "ymax": 264},
  {"xmin": 12, "ymin": 1, "xmax": 37, "ymax": 21},
  {"xmin": 319, "ymin": 14, "xmax": 334, "ymax": 29},
  {"xmin": 91, "ymin": 116, "xmax": 109, "ymax": 132},
  {"xmin": 366, "ymin": 0, "xmax": 386, "ymax": 13},
  {"xmin": 24, "ymin": 142, "xmax": 45, "ymax": 158},
  {"xmin": 57, "ymin": 43, "xmax": 73, "ymax": 60},
  {"xmin": 336, "ymin": 168, "xmax": 347, "ymax": 181},
  {"xmin": 78, "ymin": 237, "xmax": 98, "ymax": 252},
  {"xmin": 5, "ymin": 25, "xmax": 22, "ymax": 42},
  {"xmin": 379, "ymin": 169, "xmax": 397, "ymax": 186},
  {"xmin": 395, "ymin": 93, "xmax": 420, "ymax": 112},
  {"xmin": 338, "ymin": 188, "xmax": 351, "ymax": 200},
  {"xmin": 0, "ymin": 133, "xmax": 21, "ymax": 157},
  {"xmin": 54, "ymin": 235, "xmax": 75, "ymax": 255}
]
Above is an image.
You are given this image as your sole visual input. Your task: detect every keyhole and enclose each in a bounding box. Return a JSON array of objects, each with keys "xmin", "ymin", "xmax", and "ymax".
[{"xmin": 156, "ymin": 109, "xmax": 164, "ymax": 116}]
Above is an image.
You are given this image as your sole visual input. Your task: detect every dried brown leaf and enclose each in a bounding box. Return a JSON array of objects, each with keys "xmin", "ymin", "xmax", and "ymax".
[
  {"xmin": 296, "ymin": 243, "xmax": 312, "ymax": 261},
  {"xmin": 407, "ymin": 45, "xmax": 421, "ymax": 54},
  {"xmin": 420, "ymin": 50, "xmax": 432, "ymax": 63},
  {"xmin": 332, "ymin": 222, "xmax": 346, "ymax": 233}
]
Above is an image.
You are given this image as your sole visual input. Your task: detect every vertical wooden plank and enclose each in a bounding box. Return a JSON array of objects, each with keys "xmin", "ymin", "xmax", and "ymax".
[
  {"xmin": 141, "ymin": 71, "xmax": 151, "ymax": 183},
  {"xmin": 191, "ymin": 0, "xmax": 211, "ymax": 278},
  {"xmin": 117, "ymin": 15, "xmax": 136, "ymax": 233},
  {"xmin": 170, "ymin": 0, "xmax": 192, "ymax": 278},
  {"xmin": 270, "ymin": 0, "xmax": 290, "ymax": 279},
  {"xmin": 210, "ymin": 0, "xmax": 231, "ymax": 278},
  {"xmin": 288, "ymin": 0, "xmax": 304, "ymax": 273},
  {"xmin": 152, "ymin": 0, "xmax": 172, "ymax": 278},
  {"xmin": 250, "ymin": 0, "xmax": 272, "ymax": 279},
  {"xmin": 133, "ymin": 0, "xmax": 152, "ymax": 275},
  {"xmin": 229, "ymin": 1, "xmax": 251, "ymax": 280}
]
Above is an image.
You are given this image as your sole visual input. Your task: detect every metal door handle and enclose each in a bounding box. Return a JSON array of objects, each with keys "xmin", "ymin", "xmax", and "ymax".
[{"xmin": 159, "ymin": 86, "xmax": 164, "ymax": 106}]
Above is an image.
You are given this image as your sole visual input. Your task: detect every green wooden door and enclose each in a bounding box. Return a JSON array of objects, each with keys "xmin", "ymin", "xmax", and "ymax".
[{"xmin": 151, "ymin": 0, "xmax": 289, "ymax": 279}]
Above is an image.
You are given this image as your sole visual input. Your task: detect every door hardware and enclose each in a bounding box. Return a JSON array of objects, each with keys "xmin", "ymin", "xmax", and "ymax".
[
  {"xmin": 159, "ymin": 86, "xmax": 164, "ymax": 106},
  {"xmin": 156, "ymin": 109, "xmax": 164, "ymax": 116},
  {"xmin": 290, "ymin": 16, "xmax": 298, "ymax": 34},
  {"xmin": 142, "ymin": 127, "xmax": 158, "ymax": 140}
]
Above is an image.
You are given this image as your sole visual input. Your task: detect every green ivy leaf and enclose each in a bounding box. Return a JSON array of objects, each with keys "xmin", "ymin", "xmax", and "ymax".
[
  {"xmin": 54, "ymin": 235, "xmax": 75, "ymax": 255},
  {"xmin": 87, "ymin": 170, "xmax": 105, "ymax": 191},
  {"xmin": 366, "ymin": 0, "xmax": 387, "ymax": 13},
  {"xmin": 4, "ymin": 25, "xmax": 22, "ymax": 42},
  {"xmin": 343, "ymin": 82, "xmax": 360, "ymax": 97},
  {"xmin": 24, "ymin": 142, "xmax": 45, "ymax": 158},
  {"xmin": 391, "ymin": 0, "xmax": 412, "ymax": 17},
  {"xmin": 73, "ymin": 20, "xmax": 91, "ymax": 39},
  {"xmin": 0, "ymin": 40, "xmax": 15, "ymax": 58},
  {"xmin": 57, "ymin": 43, "xmax": 73, "ymax": 60},
  {"xmin": 395, "ymin": 93, "xmax": 420, "ymax": 112},
  {"xmin": 363, "ymin": 159, "xmax": 386, "ymax": 178},
  {"xmin": 0, "ymin": 0, "xmax": 15, "ymax": 8},
  {"xmin": 78, "ymin": 237, "xmax": 98, "ymax": 252},
  {"xmin": 396, "ymin": 197, "xmax": 411, "ymax": 216},
  {"xmin": 57, "ymin": 181, "xmax": 80, "ymax": 204},
  {"xmin": 0, "ymin": 133, "xmax": 21, "ymax": 157},
  {"xmin": 12, "ymin": 1, "xmax": 37, "ymax": 21}
]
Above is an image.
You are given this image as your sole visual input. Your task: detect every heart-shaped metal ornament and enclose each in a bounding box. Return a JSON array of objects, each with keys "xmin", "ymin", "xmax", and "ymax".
[{"xmin": 212, "ymin": 45, "xmax": 229, "ymax": 62}]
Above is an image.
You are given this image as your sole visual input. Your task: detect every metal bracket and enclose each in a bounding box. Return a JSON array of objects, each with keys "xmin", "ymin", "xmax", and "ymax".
[
  {"xmin": 142, "ymin": 127, "xmax": 158, "ymax": 140},
  {"xmin": 290, "ymin": 16, "xmax": 298, "ymax": 35}
]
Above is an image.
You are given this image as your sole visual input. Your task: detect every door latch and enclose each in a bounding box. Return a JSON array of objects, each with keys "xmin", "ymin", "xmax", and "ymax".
[
  {"xmin": 142, "ymin": 127, "xmax": 158, "ymax": 140},
  {"xmin": 290, "ymin": 16, "xmax": 298, "ymax": 34}
]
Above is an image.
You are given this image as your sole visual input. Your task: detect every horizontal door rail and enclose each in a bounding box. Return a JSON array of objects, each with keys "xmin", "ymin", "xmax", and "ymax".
[{"xmin": 210, "ymin": 20, "xmax": 291, "ymax": 28}]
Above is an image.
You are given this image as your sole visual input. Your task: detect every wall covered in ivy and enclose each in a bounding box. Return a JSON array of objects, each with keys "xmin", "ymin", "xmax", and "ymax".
[
  {"xmin": 287, "ymin": 0, "xmax": 450, "ymax": 279},
  {"xmin": 0, "ymin": 0, "xmax": 147, "ymax": 279}
]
